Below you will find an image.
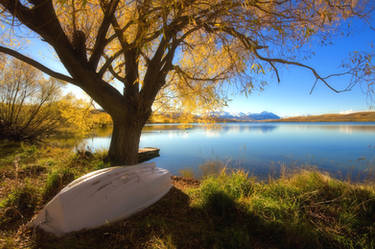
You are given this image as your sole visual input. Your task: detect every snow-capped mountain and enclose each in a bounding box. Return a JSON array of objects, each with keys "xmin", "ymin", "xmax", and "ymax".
[
  {"xmin": 246, "ymin": 111, "xmax": 280, "ymax": 120},
  {"xmin": 211, "ymin": 111, "xmax": 280, "ymax": 121}
]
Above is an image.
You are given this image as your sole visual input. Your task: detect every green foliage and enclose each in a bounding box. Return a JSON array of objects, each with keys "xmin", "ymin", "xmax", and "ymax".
[
  {"xmin": 200, "ymin": 169, "xmax": 252, "ymax": 200},
  {"xmin": 212, "ymin": 227, "xmax": 252, "ymax": 249},
  {"xmin": 199, "ymin": 169, "xmax": 252, "ymax": 217},
  {"xmin": 67, "ymin": 149, "xmax": 108, "ymax": 170},
  {"xmin": 40, "ymin": 149, "xmax": 110, "ymax": 202},
  {"xmin": 201, "ymin": 186, "xmax": 236, "ymax": 218},
  {"xmin": 0, "ymin": 142, "xmax": 42, "ymax": 175},
  {"xmin": 92, "ymin": 160, "xmax": 111, "ymax": 170},
  {"xmin": 18, "ymin": 143, "xmax": 39, "ymax": 162},
  {"xmin": 0, "ymin": 183, "xmax": 39, "ymax": 226},
  {"xmin": 42, "ymin": 168, "xmax": 75, "ymax": 202},
  {"xmin": 192, "ymin": 169, "xmax": 375, "ymax": 249}
]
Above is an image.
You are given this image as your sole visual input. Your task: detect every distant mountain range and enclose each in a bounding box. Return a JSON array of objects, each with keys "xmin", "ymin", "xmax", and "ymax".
[{"xmin": 211, "ymin": 111, "xmax": 280, "ymax": 121}]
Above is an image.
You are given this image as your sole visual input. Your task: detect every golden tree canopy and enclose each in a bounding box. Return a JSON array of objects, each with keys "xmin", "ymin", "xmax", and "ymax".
[{"xmin": 0, "ymin": 0, "xmax": 371, "ymax": 114}]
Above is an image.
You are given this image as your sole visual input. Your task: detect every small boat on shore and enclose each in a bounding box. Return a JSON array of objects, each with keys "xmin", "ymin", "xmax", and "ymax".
[{"xmin": 29, "ymin": 162, "xmax": 171, "ymax": 236}]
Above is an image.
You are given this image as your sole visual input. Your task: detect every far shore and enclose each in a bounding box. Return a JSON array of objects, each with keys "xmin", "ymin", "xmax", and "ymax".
[
  {"xmin": 265, "ymin": 111, "xmax": 375, "ymax": 123},
  {"xmin": 147, "ymin": 111, "xmax": 375, "ymax": 124}
]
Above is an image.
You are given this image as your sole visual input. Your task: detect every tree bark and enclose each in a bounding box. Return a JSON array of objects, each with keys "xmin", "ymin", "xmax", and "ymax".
[{"xmin": 107, "ymin": 118, "xmax": 143, "ymax": 165}]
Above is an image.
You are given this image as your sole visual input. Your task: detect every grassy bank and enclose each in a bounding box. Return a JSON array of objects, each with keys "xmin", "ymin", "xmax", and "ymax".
[{"xmin": 0, "ymin": 143, "xmax": 374, "ymax": 249}]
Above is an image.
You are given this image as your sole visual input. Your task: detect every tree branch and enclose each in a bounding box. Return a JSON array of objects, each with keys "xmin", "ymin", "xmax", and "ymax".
[
  {"xmin": 98, "ymin": 49, "xmax": 123, "ymax": 77},
  {"xmin": 89, "ymin": 0, "xmax": 120, "ymax": 70},
  {"xmin": 0, "ymin": 46, "xmax": 77, "ymax": 84},
  {"xmin": 111, "ymin": 16, "xmax": 129, "ymax": 52},
  {"xmin": 108, "ymin": 64, "xmax": 126, "ymax": 82},
  {"xmin": 104, "ymin": 20, "xmax": 134, "ymax": 46},
  {"xmin": 252, "ymin": 49, "xmax": 347, "ymax": 93},
  {"xmin": 173, "ymin": 65, "xmax": 227, "ymax": 82}
]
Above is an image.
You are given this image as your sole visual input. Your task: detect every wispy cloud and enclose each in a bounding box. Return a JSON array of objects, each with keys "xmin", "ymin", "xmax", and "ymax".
[
  {"xmin": 339, "ymin": 109, "xmax": 354, "ymax": 114},
  {"xmin": 339, "ymin": 109, "xmax": 375, "ymax": 115}
]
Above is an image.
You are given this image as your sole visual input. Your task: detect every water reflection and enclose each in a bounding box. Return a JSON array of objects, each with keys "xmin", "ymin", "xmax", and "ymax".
[
  {"xmin": 81, "ymin": 122, "xmax": 375, "ymax": 182},
  {"xmin": 88, "ymin": 122, "xmax": 375, "ymax": 138},
  {"xmin": 143, "ymin": 123, "xmax": 279, "ymax": 136},
  {"xmin": 276, "ymin": 123, "xmax": 375, "ymax": 134}
]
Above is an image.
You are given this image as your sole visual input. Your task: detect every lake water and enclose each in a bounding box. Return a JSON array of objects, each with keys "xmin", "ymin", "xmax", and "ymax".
[{"xmin": 81, "ymin": 122, "xmax": 375, "ymax": 181}]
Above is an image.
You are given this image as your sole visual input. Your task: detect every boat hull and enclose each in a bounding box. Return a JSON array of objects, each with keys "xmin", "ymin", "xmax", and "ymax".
[{"xmin": 29, "ymin": 163, "xmax": 171, "ymax": 236}]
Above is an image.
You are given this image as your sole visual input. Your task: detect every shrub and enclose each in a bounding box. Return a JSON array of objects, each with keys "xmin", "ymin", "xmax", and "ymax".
[{"xmin": 0, "ymin": 57, "xmax": 62, "ymax": 141}]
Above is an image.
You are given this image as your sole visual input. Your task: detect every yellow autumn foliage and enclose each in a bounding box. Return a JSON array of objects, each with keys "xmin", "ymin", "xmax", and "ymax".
[{"xmin": 57, "ymin": 94, "xmax": 112, "ymax": 135}]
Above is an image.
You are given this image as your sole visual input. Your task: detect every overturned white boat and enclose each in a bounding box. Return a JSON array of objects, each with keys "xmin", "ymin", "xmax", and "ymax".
[{"xmin": 29, "ymin": 162, "xmax": 171, "ymax": 236}]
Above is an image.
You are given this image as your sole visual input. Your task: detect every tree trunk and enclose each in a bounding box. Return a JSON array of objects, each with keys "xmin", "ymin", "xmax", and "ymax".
[{"xmin": 107, "ymin": 118, "xmax": 143, "ymax": 165}]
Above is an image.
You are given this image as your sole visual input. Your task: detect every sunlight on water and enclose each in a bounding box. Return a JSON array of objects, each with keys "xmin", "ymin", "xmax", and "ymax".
[{"xmin": 82, "ymin": 122, "xmax": 375, "ymax": 181}]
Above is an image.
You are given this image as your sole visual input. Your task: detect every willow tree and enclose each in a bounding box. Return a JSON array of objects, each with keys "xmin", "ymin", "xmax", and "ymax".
[{"xmin": 0, "ymin": 0, "xmax": 370, "ymax": 164}]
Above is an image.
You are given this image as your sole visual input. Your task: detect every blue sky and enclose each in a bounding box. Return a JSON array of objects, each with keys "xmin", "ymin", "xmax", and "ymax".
[
  {"xmin": 223, "ymin": 18, "xmax": 375, "ymax": 117},
  {"xmin": 13, "ymin": 15, "xmax": 375, "ymax": 118}
]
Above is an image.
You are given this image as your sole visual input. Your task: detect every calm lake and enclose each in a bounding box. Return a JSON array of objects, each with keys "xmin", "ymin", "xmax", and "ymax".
[{"xmin": 81, "ymin": 122, "xmax": 375, "ymax": 181}]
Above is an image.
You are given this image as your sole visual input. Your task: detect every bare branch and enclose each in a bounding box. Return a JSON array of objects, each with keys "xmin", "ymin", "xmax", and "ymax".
[
  {"xmin": 0, "ymin": 46, "xmax": 77, "ymax": 84},
  {"xmin": 267, "ymin": 61, "xmax": 281, "ymax": 83},
  {"xmin": 252, "ymin": 49, "xmax": 347, "ymax": 93}
]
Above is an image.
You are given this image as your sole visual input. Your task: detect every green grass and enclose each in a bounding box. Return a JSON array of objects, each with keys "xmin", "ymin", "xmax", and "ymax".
[
  {"xmin": 192, "ymin": 170, "xmax": 375, "ymax": 249},
  {"xmin": 0, "ymin": 144, "xmax": 374, "ymax": 249},
  {"xmin": 29, "ymin": 170, "xmax": 374, "ymax": 249},
  {"xmin": 42, "ymin": 168, "xmax": 76, "ymax": 202},
  {"xmin": 0, "ymin": 182, "xmax": 40, "ymax": 229}
]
